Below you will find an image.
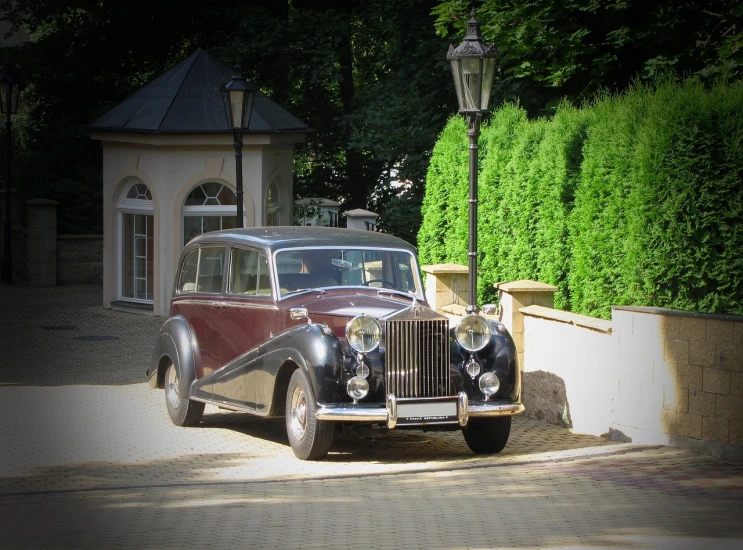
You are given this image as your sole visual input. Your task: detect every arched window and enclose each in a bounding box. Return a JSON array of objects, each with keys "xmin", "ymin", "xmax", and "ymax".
[
  {"xmin": 266, "ymin": 181, "xmax": 281, "ymax": 226},
  {"xmin": 119, "ymin": 182, "xmax": 154, "ymax": 303},
  {"xmin": 182, "ymin": 182, "xmax": 238, "ymax": 246}
]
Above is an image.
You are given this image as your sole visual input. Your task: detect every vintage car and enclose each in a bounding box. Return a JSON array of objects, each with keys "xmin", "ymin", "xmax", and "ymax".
[{"xmin": 147, "ymin": 227, "xmax": 523, "ymax": 460}]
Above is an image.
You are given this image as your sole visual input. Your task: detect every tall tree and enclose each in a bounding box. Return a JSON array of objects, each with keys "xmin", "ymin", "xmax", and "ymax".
[{"xmin": 433, "ymin": 0, "xmax": 743, "ymax": 114}]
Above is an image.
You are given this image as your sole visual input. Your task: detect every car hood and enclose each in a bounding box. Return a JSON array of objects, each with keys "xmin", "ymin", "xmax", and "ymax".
[{"xmin": 286, "ymin": 290, "xmax": 417, "ymax": 319}]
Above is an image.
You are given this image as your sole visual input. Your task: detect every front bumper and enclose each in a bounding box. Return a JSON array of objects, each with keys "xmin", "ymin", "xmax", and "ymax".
[{"xmin": 315, "ymin": 392, "xmax": 524, "ymax": 429}]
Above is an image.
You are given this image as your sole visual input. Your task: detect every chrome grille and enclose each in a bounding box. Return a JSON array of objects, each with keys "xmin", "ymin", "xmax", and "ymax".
[{"xmin": 384, "ymin": 319, "xmax": 451, "ymax": 398}]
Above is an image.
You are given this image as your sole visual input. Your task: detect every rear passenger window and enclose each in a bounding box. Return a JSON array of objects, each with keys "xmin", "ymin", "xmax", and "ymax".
[
  {"xmin": 230, "ymin": 248, "xmax": 271, "ymax": 297},
  {"xmin": 178, "ymin": 249, "xmax": 199, "ymax": 292},
  {"xmin": 196, "ymin": 247, "xmax": 226, "ymax": 293}
]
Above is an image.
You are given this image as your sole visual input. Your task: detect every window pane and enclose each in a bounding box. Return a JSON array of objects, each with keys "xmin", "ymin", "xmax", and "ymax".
[
  {"xmin": 197, "ymin": 247, "xmax": 226, "ymax": 293},
  {"xmin": 121, "ymin": 213, "xmax": 153, "ymax": 302},
  {"xmin": 202, "ymin": 182, "xmax": 223, "ymax": 202},
  {"xmin": 221, "ymin": 215, "xmax": 238, "ymax": 230},
  {"xmin": 218, "ymin": 185, "xmax": 237, "ymax": 205},
  {"xmin": 230, "ymin": 248, "xmax": 271, "ymax": 297},
  {"xmin": 185, "ymin": 186, "xmax": 207, "ymax": 206},
  {"xmin": 183, "ymin": 216, "xmax": 202, "ymax": 246},
  {"xmin": 122, "ymin": 214, "xmax": 134, "ymax": 298},
  {"xmin": 179, "ymin": 249, "xmax": 199, "ymax": 292},
  {"xmin": 204, "ymin": 216, "xmax": 222, "ymax": 233}
]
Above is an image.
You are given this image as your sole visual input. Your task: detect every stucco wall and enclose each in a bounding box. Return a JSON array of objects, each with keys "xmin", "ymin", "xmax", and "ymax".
[
  {"xmin": 57, "ymin": 235, "xmax": 103, "ymax": 284},
  {"xmin": 95, "ymin": 133, "xmax": 301, "ymax": 316}
]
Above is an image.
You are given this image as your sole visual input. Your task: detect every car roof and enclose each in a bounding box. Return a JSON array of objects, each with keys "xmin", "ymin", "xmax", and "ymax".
[{"xmin": 186, "ymin": 226, "xmax": 417, "ymax": 254}]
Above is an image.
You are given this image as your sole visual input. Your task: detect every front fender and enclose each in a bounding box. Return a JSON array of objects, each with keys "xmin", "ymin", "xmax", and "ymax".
[
  {"xmin": 256, "ymin": 323, "xmax": 344, "ymax": 414},
  {"xmin": 147, "ymin": 316, "xmax": 198, "ymax": 401}
]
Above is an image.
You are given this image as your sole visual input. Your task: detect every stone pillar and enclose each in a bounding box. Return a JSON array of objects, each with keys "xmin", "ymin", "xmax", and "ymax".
[
  {"xmin": 421, "ymin": 263, "xmax": 469, "ymax": 313},
  {"xmin": 25, "ymin": 199, "xmax": 59, "ymax": 286},
  {"xmin": 494, "ymin": 280, "xmax": 558, "ymax": 369}
]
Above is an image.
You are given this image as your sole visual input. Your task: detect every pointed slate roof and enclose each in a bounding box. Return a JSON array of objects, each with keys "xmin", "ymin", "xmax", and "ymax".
[{"xmin": 89, "ymin": 49, "xmax": 309, "ymax": 135}]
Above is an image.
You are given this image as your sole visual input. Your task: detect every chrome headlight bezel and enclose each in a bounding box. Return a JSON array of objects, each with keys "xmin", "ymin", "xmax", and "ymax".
[
  {"xmin": 345, "ymin": 314, "xmax": 382, "ymax": 353},
  {"xmin": 455, "ymin": 314, "xmax": 492, "ymax": 352}
]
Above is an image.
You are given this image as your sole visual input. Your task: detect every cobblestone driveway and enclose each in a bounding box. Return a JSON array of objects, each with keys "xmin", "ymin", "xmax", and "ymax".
[{"xmin": 1, "ymin": 285, "xmax": 742, "ymax": 549}]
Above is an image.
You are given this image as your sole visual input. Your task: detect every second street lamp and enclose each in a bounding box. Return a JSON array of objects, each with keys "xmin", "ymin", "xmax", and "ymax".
[
  {"xmin": 447, "ymin": 10, "xmax": 499, "ymax": 314},
  {"xmin": 0, "ymin": 63, "xmax": 21, "ymax": 284},
  {"xmin": 222, "ymin": 64, "xmax": 257, "ymax": 229}
]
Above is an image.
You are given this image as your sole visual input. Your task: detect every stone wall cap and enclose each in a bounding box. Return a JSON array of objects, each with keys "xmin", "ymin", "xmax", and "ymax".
[
  {"xmin": 613, "ymin": 305, "xmax": 743, "ymax": 322},
  {"xmin": 421, "ymin": 263, "xmax": 469, "ymax": 274},
  {"xmin": 495, "ymin": 280, "xmax": 558, "ymax": 292},
  {"xmin": 25, "ymin": 199, "xmax": 59, "ymax": 206},
  {"xmin": 521, "ymin": 304, "xmax": 612, "ymax": 334}
]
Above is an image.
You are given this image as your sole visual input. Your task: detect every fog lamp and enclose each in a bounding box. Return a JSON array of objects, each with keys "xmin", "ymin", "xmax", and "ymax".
[
  {"xmin": 347, "ymin": 376, "xmax": 369, "ymax": 401},
  {"xmin": 479, "ymin": 372, "xmax": 500, "ymax": 396},
  {"xmin": 356, "ymin": 364, "xmax": 370, "ymax": 378}
]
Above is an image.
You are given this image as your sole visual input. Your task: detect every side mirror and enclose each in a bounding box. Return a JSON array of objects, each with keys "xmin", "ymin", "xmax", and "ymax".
[{"xmin": 290, "ymin": 307, "xmax": 311, "ymax": 324}]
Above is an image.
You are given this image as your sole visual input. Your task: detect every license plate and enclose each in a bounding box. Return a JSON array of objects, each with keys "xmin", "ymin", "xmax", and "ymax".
[{"xmin": 396, "ymin": 399, "xmax": 458, "ymax": 425}]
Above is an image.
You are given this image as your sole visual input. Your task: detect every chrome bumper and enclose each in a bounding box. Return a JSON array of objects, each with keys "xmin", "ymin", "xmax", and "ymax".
[{"xmin": 315, "ymin": 392, "xmax": 524, "ymax": 429}]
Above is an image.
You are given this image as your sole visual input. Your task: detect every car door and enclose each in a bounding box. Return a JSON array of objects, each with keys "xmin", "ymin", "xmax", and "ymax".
[
  {"xmin": 212, "ymin": 246, "xmax": 276, "ymax": 410},
  {"xmin": 171, "ymin": 246, "xmax": 227, "ymax": 396}
]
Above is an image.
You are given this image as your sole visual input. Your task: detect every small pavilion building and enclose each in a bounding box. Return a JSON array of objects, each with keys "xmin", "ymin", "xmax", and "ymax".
[{"xmin": 90, "ymin": 49, "xmax": 308, "ymax": 316}]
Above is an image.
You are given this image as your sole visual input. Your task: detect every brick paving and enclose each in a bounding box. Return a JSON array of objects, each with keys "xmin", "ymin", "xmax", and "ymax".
[{"xmin": 1, "ymin": 284, "xmax": 742, "ymax": 549}]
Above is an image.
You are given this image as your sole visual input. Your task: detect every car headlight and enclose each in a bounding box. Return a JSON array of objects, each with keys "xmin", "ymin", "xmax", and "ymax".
[
  {"xmin": 346, "ymin": 315, "xmax": 381, "ymax": 353},
  {"xmin": 455, "ymin": 314, "xmax": 492, "ymax": 352}
]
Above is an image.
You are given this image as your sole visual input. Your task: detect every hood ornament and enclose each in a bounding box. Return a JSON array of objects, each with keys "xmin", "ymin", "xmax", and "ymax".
[{"xmin": 409, "ymin": 292, "xmax": 421, "ymax": 317}]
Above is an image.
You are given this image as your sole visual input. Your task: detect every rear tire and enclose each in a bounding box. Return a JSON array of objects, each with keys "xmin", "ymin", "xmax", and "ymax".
[
  {"xmin": 462, "ymin": 416, "xmax": 512, "ymax": 454},
  {"xmin": 165, "ymin": 363, "xmax": 204, "ymax": 427},
  {"xmin": 286, "ymin": 369, "xmax": 334, "ymax": 460}
]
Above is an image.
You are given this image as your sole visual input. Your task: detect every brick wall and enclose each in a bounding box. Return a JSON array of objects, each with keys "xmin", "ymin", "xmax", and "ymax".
[{"xmin": 57, "ymin": 235, "xmax": 103, "ymax": 284}]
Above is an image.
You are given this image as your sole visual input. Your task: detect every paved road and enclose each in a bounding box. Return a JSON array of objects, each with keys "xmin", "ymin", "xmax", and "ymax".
[{"xmin": 1, "ymin": 284, "xmax": 742, "ymax": 549}]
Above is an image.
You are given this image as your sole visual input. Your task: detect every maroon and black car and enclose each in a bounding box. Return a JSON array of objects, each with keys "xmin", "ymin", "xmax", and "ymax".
[{"xmin": 147, "ymin": 227, "xmax": 523, "ymax": 460}]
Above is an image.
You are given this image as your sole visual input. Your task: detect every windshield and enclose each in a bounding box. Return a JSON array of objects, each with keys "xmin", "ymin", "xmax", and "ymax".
[{"xmin": 274, "ymin": 248, "xmax": 421, "ymax": 298}]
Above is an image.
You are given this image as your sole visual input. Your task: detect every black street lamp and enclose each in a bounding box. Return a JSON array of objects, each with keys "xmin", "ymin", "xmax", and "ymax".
[
  {"xmin": 0, "ymin": 62, "xmax": 21, "ymax": 284},
  {"xmin": 221, "ymin": 63, "xmax": 256, "ymax": 229},
  {"xmin": 447, "ymin": 10, "xmax": 499, "ymax": 313}
]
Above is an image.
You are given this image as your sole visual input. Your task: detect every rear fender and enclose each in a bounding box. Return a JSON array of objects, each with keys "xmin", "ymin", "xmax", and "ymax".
[{"xmin": 147, "ymin": 316, "xmax": 198, "ymax": 400}]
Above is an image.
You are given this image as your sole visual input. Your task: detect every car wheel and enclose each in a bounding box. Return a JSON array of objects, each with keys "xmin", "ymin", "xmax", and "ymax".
[
  {"xmin": 286, "ymin": 369, "xmax": 334, "ymax": 460},
  {"xmin": 165, "ymin": 362, "xmax": 205, "ymax": 427},
  {"xmin": 462, "ymin": 416, "xmax": 512, "ymax": 454}
]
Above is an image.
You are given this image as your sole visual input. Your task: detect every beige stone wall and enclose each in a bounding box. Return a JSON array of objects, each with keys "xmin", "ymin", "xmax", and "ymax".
[
  {"xmin": 519, "ymin": 302, "xmax": 743, "ymax": 459},
  {"xmin": 612, "ymin": 307, "xmax": 743, "ymax": 449},
  {"xmin": 57, "ymin": 235, "xmax": 103, "ymax": 285}
]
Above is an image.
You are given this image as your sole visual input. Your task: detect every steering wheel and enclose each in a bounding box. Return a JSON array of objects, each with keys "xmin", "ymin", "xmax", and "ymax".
[{"xmin": 363, "ymin": 279, "xmax": 396, "ymax": 289}]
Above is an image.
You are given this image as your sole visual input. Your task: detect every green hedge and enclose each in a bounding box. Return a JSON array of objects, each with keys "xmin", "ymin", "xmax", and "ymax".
[{"xmin": 419, "ymin": 79, "xmax": 743, "ymax": 318}]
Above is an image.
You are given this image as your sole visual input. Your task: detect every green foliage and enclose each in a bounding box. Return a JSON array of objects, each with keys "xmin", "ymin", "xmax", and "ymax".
[
  {"xmin": 432, "ymin": 0, "xmax": 743, "ymax": 115},
  {"xmin": 421, "ymin": 78, "xmax": 743, "ymax": 318}
]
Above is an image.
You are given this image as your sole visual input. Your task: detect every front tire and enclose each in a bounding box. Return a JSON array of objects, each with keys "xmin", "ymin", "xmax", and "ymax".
[
  {"xmin": 165, "ymin": 363, "xmax": 204, "ymax": 427},
  {"xmin": 462, "ymin": 416, "xmax": 512, "ymax": 454},
  {"xmin": 285, "ymin": 369, "xmax": 334, "ymax": 460}
]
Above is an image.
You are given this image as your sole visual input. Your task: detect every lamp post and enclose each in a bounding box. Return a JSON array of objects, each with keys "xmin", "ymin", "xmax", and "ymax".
[
  {"xmin": 0, "ymin": 62, "xmax": 21, "ymax": 284},
  {"xmin": 447, "ymin": 10, "xmax": 499, "ymax": 313},
  {"xmin": 221, "ymin": 63, "xmax": 256, "ymax": 228}
]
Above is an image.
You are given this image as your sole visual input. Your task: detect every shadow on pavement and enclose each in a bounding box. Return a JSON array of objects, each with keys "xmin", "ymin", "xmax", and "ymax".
[{"xmin": 0, "ymin": 284, "xmax": 162, "ymax": 386}]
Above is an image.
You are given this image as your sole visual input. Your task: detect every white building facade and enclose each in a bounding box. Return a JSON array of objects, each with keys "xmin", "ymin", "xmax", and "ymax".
[{"xmin": 90, "ymin": 50, "xmax": 307, "ymax": 316}]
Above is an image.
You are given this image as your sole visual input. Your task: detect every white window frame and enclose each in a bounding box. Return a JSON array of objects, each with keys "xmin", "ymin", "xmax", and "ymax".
[{"xmin": 117, "ymin": 185, "xmax": 155, "ymax": 304}]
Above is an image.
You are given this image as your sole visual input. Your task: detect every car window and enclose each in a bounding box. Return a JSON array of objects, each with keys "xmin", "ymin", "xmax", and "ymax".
[
  {"xmin": 275, "ymin": 248, "xmax": 420, "ymax": 297},
  {"xmin": 178, "ymin": 249, "xmax": 199, "ymax": 292},
  {"xmin": 196, "ymin": 247, "xmax": 226, "ymax": 293},
  {"xmin": 229, "ymin": 248, "xmax": 271, "ymax": 297}
]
